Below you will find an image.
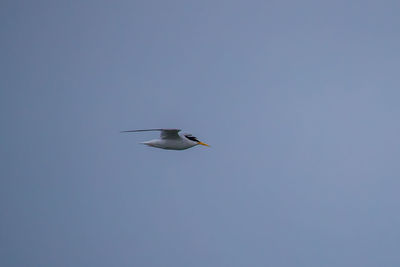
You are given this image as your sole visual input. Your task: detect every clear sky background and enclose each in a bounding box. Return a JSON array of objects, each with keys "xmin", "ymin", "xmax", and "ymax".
[{"xmin": 1, "ymin": 0, "xmax": 400, "ymax": 266}]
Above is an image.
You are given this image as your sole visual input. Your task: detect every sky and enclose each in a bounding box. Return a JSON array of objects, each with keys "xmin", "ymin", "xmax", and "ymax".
[{"xmin": 1, "ymin": 0, "xmax": 400, "ymax": 266}]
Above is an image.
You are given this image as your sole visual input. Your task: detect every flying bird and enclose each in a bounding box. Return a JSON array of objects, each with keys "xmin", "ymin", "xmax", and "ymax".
[{"xmin": 121, "ymin": 128, "xmax": 210, "ymax": 150}]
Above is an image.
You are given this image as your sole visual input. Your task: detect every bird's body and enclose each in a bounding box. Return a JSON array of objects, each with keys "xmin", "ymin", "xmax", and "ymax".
[
  {"xmin": 121, "ymin": 129, "xmax": 209, "ymax": 150},
  {"xmin": 141, "ymin": 138, "xmax": 197, "ymax": 150}
]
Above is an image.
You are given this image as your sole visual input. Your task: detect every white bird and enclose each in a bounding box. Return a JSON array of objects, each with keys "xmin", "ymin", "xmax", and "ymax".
[{"xmin": 121, "ymin": 128, "xmax": 210, "ymax": 150}]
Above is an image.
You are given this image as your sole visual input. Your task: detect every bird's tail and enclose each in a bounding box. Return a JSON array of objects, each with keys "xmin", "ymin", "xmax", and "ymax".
[{"xmin": 140, "ymin": 141, "xmax": 152, "ymax": 146}]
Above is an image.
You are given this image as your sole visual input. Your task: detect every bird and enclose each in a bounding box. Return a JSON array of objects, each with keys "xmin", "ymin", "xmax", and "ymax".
[{"xmin": 121, "ymin": 128, "xmax": 210, "ymax": 150}]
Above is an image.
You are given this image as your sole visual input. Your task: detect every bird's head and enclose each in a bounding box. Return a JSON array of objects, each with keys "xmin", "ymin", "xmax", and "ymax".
[{"xmin": 183, "ymin": 133, "xmax": 210, "ymax": 147}]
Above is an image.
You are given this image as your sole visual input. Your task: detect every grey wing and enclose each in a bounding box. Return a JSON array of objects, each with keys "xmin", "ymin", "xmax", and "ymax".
[
  {"xmin": 159, "ymin": 129, "xmax": 181, "ymax": 139},
  {"xmin": 121, "ymin": 128, "xmax": 181, "ymax": 139}
]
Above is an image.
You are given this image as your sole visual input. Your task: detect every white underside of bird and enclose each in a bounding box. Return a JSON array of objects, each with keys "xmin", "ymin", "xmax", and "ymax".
[{"xmin": 121, "ymin": 128, "xmax": 210, "ymax": 150}]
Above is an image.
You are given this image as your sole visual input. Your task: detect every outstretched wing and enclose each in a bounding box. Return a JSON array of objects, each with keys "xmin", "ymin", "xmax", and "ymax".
[{"xmin": 121, "ymin": 129, "xmax": 181, "ymax": 140}]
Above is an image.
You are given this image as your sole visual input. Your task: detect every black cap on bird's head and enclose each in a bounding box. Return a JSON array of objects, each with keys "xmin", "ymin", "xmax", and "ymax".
[
  {"xmin": 183, "ymin": 133, "xmax": 210, "ymax": 147},
  {"xmin": 184, "ymin": 133, "xmax": 199, "ymax": 142}
]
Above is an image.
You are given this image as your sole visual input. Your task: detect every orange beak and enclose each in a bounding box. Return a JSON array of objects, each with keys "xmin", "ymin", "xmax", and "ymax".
[{"xmin": 198, "ymin": 141, "xmax": 210, "ymax": 147}]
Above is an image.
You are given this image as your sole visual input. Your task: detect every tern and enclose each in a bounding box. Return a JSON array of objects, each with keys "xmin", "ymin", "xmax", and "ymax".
[{"xmin": 121, "ymin": 128, "xmax": 210, "ymax": 150}]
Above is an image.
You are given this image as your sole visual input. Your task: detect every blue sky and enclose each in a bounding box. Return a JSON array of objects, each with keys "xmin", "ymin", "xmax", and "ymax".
[{"xmin": 1, "ymin": 1, "xmax": 400, "ymax": 266}]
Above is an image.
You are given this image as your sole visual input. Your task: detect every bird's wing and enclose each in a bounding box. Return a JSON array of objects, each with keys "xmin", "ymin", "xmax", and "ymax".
[
  {"xmin": 121, "ymin": 129, "xmax": 181, "ymax": 139},
  {"xmin": 159, "ymin": 129, "xmax": 181, "ymax": 139}
]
